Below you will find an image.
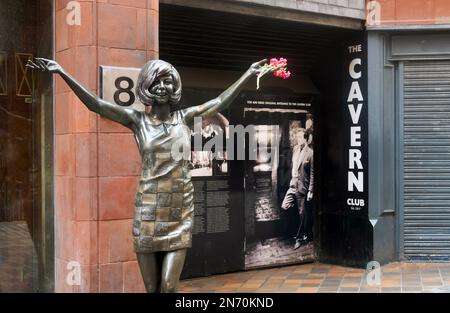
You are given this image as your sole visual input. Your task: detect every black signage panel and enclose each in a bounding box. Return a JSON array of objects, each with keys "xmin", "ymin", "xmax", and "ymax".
[
  {"xmin": 180, "ymin": 89, "xmax": 244, "ymax": 279},
  {"xmin": 343, "ymin": 41, "xmax": 369, "ymax": 217},
  {"xmin": 316, "ymin": 34, "xmax": 372, "ymax": 267},
  {"xmin": 238, "ymin": 93, "xmax": 316, "ymax": 269}
]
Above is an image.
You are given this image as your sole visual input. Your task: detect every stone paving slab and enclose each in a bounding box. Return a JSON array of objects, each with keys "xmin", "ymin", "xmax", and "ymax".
[{"xmin": 179, "ymin": 262, "xmax": 450, "ymax": 293}]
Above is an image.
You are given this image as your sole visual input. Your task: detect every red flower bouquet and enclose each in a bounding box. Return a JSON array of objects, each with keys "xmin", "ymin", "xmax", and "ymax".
[{"xmin": 256, "ymin": 57, "xmax": 291, "ymax": 89}]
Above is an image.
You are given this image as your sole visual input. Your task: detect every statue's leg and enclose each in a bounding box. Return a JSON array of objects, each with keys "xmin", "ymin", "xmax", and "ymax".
[
  {"xmin": 160, "ymin": 249, "xmax": 187, "ymax": 293},
  {"xmin": 136, "ymin": 252, "xmax": 162, "ymax": 293}
]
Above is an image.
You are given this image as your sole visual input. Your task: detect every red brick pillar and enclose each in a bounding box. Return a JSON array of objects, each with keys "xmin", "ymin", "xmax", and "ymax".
[{"xmin": 55, "ymin": 0, "xmax": 159, "ymax": 292}]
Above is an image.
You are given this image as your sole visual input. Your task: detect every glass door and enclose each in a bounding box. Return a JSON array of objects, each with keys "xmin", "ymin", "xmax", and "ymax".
[{"xmin": 0, "ymin": 0, "xmax": 54, "ymax": 292}]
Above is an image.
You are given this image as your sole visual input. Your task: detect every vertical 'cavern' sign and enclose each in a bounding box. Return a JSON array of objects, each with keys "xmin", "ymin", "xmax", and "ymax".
[{"xmin": 345, "ymin": 42, "xmax": 368, "ymax": 214}]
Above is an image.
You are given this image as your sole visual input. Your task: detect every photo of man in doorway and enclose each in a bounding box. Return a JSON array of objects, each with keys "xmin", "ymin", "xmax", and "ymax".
[
  {"xmin": 281, "ymin": 125, "xmax": 314, "ymax": 250},
  {"xmin": 244, "ymin": 108, "xmax": 315, "ymax": 269}
]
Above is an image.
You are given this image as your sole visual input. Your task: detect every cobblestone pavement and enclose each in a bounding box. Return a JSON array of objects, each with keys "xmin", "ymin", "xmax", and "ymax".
[{"xmin": 179, "ymin": 262, "xmax": 450, "ymax": 293}]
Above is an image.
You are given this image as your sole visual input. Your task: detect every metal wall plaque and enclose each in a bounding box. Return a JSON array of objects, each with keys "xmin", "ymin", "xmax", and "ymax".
[{"xmin": 100, "ymin": 65, "xmax": 145, "ymax": 111}]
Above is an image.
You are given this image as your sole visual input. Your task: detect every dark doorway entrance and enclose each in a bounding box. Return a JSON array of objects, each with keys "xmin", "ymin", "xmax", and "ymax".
[{"xmin": 160, "ymin": 3, "xmax": 370, "ymax": 277}]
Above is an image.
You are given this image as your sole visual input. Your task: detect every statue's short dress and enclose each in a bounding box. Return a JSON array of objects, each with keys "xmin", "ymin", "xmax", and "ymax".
[{"xmin": 132, "ymin": 110, "xmax": 194, "ymax": 253}]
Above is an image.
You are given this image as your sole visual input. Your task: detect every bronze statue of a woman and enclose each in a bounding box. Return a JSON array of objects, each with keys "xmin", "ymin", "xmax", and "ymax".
[{"xmin": 27, "ymin": 57, "xmax": 273, "ymax": 293}]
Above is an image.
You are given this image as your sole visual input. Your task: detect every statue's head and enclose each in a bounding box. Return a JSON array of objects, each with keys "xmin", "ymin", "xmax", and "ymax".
[{"xmin": 136, "ymin": 60, "xmax": 182, "ymax": 106}]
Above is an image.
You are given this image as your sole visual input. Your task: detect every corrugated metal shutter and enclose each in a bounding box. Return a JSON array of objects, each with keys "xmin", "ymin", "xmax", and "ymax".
[
  {"xmin": 159, "ymin": 3, "xmax": 349, "ymax": 73},
  {"xmin": 403, "ymin": 60, "xmax": 450, "ymax": 258}
]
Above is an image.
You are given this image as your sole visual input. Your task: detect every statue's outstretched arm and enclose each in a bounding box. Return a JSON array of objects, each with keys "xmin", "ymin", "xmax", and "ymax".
[
  {"xmin": 27, "ymin": 58, "xmax": 139, "ymax": 130},
  {"xmin": 182, "ymin": 59, "xmax": 267, "ymax": 124}
]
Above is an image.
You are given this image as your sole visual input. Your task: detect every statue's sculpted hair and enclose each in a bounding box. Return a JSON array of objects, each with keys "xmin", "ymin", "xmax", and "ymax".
[{"xmin": 136, "ymin": 60, "xmax": 182, "ymax": 106}]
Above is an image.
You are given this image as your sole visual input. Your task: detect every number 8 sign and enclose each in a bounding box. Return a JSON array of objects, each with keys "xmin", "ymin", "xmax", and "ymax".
[{"xmin": 100, "ymin": 65, "xmax": 145, "ymax": 111}]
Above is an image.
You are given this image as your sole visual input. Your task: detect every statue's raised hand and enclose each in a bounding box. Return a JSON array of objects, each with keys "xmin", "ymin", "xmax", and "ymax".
[
  {"xmin": 26, "ymin": 57, "xmax": 62, "ymax": 74},
  {"xmin": 248, "ymin": 59, "xmax": 268, "ymax": 75}
]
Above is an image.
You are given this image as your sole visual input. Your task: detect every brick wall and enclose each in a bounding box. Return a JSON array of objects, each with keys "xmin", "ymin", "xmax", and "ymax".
[
  {"xmin": 55, "ymin": 0, "xmax": 158, "ymax": 293},
  {"xmin": 368, "ymin": 0, "xmax": 450, "ymax": 26}
]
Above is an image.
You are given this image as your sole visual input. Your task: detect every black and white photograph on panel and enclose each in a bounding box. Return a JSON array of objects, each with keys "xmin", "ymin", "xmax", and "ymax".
[{"xmin": 244, "ymin": 99, "xmax": 315, "ymax": 269}]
